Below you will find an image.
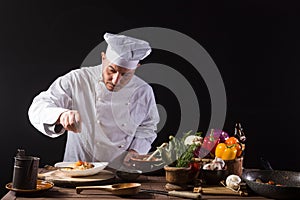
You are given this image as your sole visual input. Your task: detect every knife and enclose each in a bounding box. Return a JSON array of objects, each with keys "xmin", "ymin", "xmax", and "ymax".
[{"xmin": 140, "ymin": 189, "xmax": 202, "ymax": 199}]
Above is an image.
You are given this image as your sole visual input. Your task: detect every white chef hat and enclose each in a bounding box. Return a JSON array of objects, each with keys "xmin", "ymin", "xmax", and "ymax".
[{"xmin": 103, "ymin": 32, "xmax": 152, "ymax": 69}]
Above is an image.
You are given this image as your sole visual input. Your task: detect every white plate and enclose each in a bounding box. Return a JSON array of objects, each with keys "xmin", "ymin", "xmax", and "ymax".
[{"xmin": 54, "ymin": 162, "xmax": 108, "ymax": 177}]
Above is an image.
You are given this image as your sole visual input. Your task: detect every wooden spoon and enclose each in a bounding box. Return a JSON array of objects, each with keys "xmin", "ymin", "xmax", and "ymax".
[{"xmin": 76, "ymin": 183, "xmax": 141, "ymax": 196}]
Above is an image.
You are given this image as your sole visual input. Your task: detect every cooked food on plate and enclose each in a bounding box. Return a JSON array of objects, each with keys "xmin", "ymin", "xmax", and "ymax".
[
  {"xmin": 54, "ymin": 161, "xmax": 108, "ymax": 177},
  {"xmin": 70, "ymin": 160, "xmax": 95, "ymax": 170}
]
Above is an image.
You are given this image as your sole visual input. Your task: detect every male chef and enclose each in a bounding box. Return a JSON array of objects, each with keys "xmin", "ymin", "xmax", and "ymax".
[{"xmin": 28, "ymin": 32, "xmax": 160, "ymax": 168}]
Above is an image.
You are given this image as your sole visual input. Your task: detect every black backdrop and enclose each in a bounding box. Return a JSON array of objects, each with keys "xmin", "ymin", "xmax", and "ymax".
[{"xmin": 1, "ymin": 1, "xmax": 300, "ymax": 196}]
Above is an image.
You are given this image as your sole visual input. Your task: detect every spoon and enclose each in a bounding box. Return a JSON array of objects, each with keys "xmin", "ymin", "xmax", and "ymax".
[
  {"xmin": 76, "ymin": 183, "xmax": 141, "ymax": 196},
  {"xmin": 44, "ymin": 165, "xmax": 74, "ymax": 170}
]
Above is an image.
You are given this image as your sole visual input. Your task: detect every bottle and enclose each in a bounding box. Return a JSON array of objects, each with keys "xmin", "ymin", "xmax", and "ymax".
[
  {"xmin": 234, "ymin": 122, "xmax": 246, "ymax": 154},
  {"xmin": 233, "ymin": 123, "xmax": 246, "ymax": 175},
  {"xmin": 234, "ymin": 122, "xmax": 246, "ymax": 143}
]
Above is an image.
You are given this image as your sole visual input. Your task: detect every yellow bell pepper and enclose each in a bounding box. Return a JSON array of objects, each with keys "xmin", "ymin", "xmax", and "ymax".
[{"xmin": 215, "ymin": 143, "xmax": 237, "ymax": 160}]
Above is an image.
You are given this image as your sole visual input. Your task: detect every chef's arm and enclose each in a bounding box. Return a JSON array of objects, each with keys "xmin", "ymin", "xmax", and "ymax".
[
  {"xmin": 28, "ymin": 100, "xmax": 69, "ymax": 137},
  {"xmin": 28, "ymin": 75, "xmax": 73, "ymax": 137},
  {"xmin": 129, "ymin": 133, "xmax": 157, "ymax": 154},
  {"xmin": 129, "ymin": 105, "xmax": 160, "ymax": 154}
]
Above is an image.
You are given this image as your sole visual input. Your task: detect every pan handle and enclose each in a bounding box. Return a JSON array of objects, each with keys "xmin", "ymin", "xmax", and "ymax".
[{"xmin": 260, "ymin": 157, "xmax": 273, "ymax": 170}]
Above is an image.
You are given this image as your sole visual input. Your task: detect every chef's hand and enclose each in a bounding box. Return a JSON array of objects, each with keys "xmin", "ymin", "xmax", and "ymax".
[
  {"xmin": 123, "ymin": 149, "xmax": 139, "ymax": 167},
  {"xmin": 57, "ymin": 110, "xmax": 82, "ymax": 133}
]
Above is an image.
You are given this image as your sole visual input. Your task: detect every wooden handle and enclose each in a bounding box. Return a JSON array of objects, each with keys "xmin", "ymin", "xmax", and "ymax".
[
  {"xmin": 168, "ymin": 191, "xmax": 202, "ymax": 199},
  {"xmin": 146, "ymin": 143, "xmax": 168, "ymax": 161},
  {"xmin": 201, "ymin": 186, "xmax": 247, "ymax": 196}
]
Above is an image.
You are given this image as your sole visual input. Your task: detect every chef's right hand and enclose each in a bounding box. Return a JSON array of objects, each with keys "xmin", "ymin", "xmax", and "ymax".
[{"xmin": 58, "ymin": 110, "xmax": 81, "ymax": 133}]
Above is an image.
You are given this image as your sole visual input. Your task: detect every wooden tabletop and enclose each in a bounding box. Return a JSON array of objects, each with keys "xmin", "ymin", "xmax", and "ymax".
[{"xmin": 2, "ymin": 175, "xmax": 272, "ymax": 200}]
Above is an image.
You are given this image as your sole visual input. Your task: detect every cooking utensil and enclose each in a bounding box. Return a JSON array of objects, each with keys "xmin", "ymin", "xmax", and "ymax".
[
  {"xmin": 141, "ymin": 189, "xmax": 202, "ymax": 199},
  {"xmin": 44, "ymin": 165, "xmax": 74, "ymax": 170},
  {"xmin": 129, "ymin": 154, "xmax": 163, "ymax": 174},
  {"xmin": 76, "ymin": 183, "xmax": 141, "ymax": 196},
  {"xmin": 116, "ymin": 169, "xmax": 142, "ymax": 181},
  {"xmin": 242, "ymin": 158, "xmax": 300, "ymax": 199},
  {"xmin": 76, "ymin": 183, "xmax": 202, "ymax": 199},
  {"xmin": 145, "ymin": 142, "xmax": 168, "ymax": 161}
]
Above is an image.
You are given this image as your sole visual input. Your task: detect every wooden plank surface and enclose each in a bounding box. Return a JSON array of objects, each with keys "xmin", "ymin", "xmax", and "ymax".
[{"xmin": 2, "ymin": 174, "xmax": 271, "ymax": 199}]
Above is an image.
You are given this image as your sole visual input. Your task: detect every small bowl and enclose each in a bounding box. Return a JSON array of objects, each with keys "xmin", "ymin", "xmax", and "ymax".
[
  {"xmin": 200, "ymin": 169, "xmax": 228, "ymax": 185},
  {"xmin": 116, "ymin": 169, "xmax": 142, "ymax": 181}
]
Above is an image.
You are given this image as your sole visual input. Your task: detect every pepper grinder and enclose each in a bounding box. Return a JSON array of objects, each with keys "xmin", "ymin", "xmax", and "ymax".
[{"xmin": 12, "ymin": 149, "xmax": 40, "ymax": 190}]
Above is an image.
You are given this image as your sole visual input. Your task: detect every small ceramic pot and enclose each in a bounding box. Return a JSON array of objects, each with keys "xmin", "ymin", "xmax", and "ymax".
[
  {"xmin": 225, "ymin": 157, "xmax": 243, "ymax": 177},
  {"xmin": 164, "ymin": 165, "xmax": 199, "ymax": 185}
]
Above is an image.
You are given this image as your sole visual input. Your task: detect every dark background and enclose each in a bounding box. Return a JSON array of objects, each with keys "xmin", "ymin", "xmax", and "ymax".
[{"xmin": 1, "ymin": 0, "xmax": 300, "ymax": 197}]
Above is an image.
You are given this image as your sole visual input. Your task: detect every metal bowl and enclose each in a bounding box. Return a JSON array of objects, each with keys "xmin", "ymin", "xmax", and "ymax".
[
  {"xmin": 130, "ymin": 155, "xmax": 163, "ymax": 173},
  {"xmin": 116, "ymin": 169, "xmax": 142, "ymax": 181}
]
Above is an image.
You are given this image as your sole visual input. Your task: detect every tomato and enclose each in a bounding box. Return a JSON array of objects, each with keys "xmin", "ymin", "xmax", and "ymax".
[
  {"xmin": 224, "ymin": 136, "xmax": 243, "ymax": 158},
  {"xmin": 189, "ymin": 161, "xmax": 201, "ymax": 173},
  {"xmin": 225, "ymin": 137, "xmax": 239, "ymax": 145},
  {"xmin": 234, "ymin": 143, "xmax": 243, "ymax": 157}
]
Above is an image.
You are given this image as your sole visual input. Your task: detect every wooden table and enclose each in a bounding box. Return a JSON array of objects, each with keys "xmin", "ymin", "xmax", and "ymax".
[{"xmin": 2, "ymin": 174, "xmax": 272, "ymax": 200}]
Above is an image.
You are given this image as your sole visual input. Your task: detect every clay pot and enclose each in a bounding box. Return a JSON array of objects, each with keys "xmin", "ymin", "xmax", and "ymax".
[
  {"xmin": 224, "ymin": 157, "xmax": 243, "ymax": 177},
  {"xmin": 164, "ymin": 165, "xmax": 199, "ymax": 185}
]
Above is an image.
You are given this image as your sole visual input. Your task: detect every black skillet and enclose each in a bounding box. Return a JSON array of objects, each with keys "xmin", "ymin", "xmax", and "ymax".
[{"xmin": 242, "ymin": 158, "xmax": 300, "ymax": 199}]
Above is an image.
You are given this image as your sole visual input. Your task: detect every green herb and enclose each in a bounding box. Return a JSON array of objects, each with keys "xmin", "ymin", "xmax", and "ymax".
[
  {"xmin": 158, "ymin": 130, "xmax": 202, "ymax": 168},
  {"xmin": 176, "ymin": 142, "xmax": 198, "ymax": 167}
]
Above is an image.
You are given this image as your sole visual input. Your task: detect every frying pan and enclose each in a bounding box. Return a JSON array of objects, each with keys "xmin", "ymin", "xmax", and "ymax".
[{"xmin": 242, "ymin": 159, "xmax": 300, "ymax": 199}]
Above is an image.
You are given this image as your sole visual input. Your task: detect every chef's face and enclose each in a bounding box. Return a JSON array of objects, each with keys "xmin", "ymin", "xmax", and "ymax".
[{"xmin": 101, "ymin": 52, "xmax": 136, "ymax": 92}]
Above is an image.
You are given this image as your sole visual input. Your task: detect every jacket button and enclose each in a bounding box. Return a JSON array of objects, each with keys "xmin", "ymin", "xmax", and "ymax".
[
  {"xmin": 118, "ymin": 144, "xmax": 125, "ymax": 148},
  {"xmin": 121, "ymin": 123, "xmax": 126, "ymax": 126}
]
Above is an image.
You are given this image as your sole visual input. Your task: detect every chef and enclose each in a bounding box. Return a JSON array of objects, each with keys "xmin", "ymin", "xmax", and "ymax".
[{"xmin": 28, "ymin": 32, "xmax": 160, "ymax": 168}]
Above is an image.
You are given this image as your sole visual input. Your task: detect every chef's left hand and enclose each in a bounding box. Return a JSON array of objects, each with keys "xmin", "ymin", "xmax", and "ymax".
[{"xmin": 123, "ymin": 149, "xmax": 139, "ymax": 167}]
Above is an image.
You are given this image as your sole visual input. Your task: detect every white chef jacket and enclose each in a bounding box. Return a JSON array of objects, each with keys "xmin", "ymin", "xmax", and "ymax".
[{"xmin": 28, "ymin": 65, "xmax": 160, "ymax": 163}]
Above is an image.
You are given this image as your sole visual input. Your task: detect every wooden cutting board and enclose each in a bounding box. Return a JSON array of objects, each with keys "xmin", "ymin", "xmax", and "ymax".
[
  {"xmin": 38, "ymin": 169, "xmax": 115, "ymax": 187},
  {"xmin": 199, "ymin": 186, "xmax": 248, "ymax": 196}
]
